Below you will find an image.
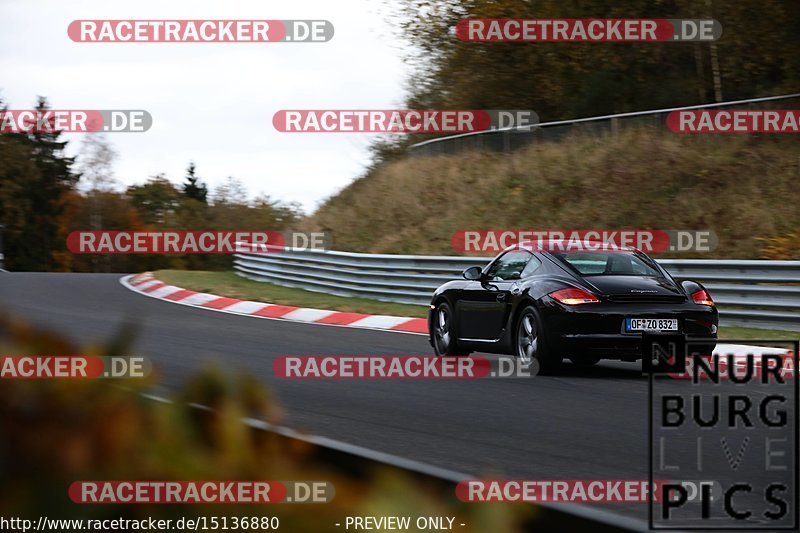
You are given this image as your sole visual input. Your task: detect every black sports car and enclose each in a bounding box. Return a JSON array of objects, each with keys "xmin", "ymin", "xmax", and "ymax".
[{"xmin": 428, "ymin": 243, "xmax": 718, "ymax": 373}]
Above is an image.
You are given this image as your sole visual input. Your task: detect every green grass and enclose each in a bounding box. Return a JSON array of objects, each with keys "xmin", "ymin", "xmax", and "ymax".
[
  {"xmin": 153, "ymin": 270, "xmax": 428, "ymax": 318},
  {"xmin": 717, "ymin": 326, "xmax": 799, "ymax": 341}
]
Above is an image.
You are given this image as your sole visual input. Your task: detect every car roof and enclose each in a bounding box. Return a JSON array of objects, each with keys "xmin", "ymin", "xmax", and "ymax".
[{"xmin": 503, "ymin": 239, "xmax": 641, "ymax": 254}]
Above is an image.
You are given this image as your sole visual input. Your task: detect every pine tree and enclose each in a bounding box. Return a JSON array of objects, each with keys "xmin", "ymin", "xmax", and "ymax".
[
  {"xmin": 182, "ymin": 162, "xmax": 208, "ymax": 204},
  {"xmin": 0, "ymin": 97, "xmax": 78, "ymax": 270}
]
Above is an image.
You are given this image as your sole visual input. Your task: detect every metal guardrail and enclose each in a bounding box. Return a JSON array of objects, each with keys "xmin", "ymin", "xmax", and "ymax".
[
  {"xmin": 408, "ymin": 93, "xmax": 800, "ymax": 156},
  {"xmin": 234, "ymin": 249, "xmax": 800, "ymax": 332}
]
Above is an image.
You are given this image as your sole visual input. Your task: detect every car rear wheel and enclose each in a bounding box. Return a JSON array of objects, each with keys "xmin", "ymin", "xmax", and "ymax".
[
  {"xmin": 516, "ymin": 306, "xmax": 561, "ymax": 375},
  {"xmin": 432, "ymin": 302, "xmax": 469, "ymax": 356}
]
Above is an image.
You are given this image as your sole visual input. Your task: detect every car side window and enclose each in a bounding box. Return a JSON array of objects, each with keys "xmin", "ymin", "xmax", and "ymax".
[
  {"xmin": 631, "ymin": 258, "xmax": 649, "ymax": 274},
  {"xmin": 486, "ymin": 251, "xmax": 531, "ymax": 281},
  {"xmin": 520, "ymin": 256, "xmax": 542, "ymax": 278}
]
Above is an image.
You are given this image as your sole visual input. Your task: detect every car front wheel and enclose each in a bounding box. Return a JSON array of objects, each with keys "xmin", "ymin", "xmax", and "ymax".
[{"xmin": 432, "ymin": 302, "xmax": 468, "ymax": 356}]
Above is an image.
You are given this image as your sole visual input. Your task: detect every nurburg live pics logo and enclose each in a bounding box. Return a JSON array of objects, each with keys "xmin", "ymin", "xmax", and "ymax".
[{"xmin": 645, "ymin": 336, "xmax": 798, "ymax": 530}]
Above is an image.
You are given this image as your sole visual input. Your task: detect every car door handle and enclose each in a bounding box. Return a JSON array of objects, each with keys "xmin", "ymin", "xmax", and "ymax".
[{"xmin": 496, "ymin": 293, "xmax": 506, "ymax": 302}]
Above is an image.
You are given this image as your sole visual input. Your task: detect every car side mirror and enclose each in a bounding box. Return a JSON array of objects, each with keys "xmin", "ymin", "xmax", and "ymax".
[{"xmin": 462, "ymin": 266, "xmax": 483, "ymax": 280}]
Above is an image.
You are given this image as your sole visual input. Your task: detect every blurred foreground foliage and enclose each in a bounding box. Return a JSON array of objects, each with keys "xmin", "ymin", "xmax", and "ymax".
[{"xmin": 0, "ymin": 315, "xmax": 529, "ymax": 531}]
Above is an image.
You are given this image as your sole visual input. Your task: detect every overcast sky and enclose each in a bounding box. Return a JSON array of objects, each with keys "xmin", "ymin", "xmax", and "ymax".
[{"xmin": 0, "ymin": 0, "xmax": 410, "ymax": 213}]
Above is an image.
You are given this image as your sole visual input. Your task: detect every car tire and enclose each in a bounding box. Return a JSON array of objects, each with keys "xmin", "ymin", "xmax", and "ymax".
[
  {"xmin": 431, "ymin": 302, "xmax": 469, "ymax": 356},
  {"xmin": 515, "ymin": 306, "xmax": 561, "ymax": 375}
]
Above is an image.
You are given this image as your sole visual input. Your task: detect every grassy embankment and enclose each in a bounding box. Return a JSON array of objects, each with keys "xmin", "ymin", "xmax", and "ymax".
[{"xmin": 306, "ymin": 128, "xmax": 800, "ymax": 258}]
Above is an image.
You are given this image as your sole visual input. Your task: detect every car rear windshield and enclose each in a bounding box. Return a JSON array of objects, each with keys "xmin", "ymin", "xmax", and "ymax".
[{"xmin": 551, "ymin": 250, "xmax": 662, "ymax": 277}]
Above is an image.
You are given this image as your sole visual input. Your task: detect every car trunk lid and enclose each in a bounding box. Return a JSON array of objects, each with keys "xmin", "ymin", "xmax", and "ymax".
[{"xmin": 582, "ymin": 275, "xmax": 686, "ymax": 303}]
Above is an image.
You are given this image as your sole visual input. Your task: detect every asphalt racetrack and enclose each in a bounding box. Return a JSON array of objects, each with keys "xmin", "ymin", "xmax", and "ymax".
[{"xmin": 1, "ymin": 273, "xmax": 795, "ymax": 526}]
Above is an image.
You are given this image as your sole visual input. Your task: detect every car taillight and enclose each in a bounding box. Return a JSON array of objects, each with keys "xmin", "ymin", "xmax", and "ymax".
[
  {"xmin": 550, "ymin": 288, "xmax": 600, "ymax": 305},
  {"xmin": 692, "ymin": 289, "xmax": 714, "ymax": 307}
]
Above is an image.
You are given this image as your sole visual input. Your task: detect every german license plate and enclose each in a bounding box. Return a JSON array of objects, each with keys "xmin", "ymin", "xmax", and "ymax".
[{"xmin": 626, "ymin": 318, "xmax": 678, "ymax": 332}]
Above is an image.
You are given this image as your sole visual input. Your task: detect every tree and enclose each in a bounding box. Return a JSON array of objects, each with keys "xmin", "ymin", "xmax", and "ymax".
[
  {"xmin": 386, "ymin": 0, "xmax": 800, "ymax": 127},
  {"xmin": 212, "ymin": 176, "xmax": 249, "ymax": 206},
  {"xmin": 182, "ymin": 162, "xmax": 208, "ymax": 204},
  {"xmin": 76, "ymin": 134, "xmax": 118, "ymax": 193},
  {"xmin": 0, "ymin": 96, "xmax": 79, "ymax": 271},
  {"xmin": 126, "ymin": 175, "xmax": 182, "ymax": 226},
  {"xmin": 59, "ymin": 189, "xmax": 151, "ymax": 273}
]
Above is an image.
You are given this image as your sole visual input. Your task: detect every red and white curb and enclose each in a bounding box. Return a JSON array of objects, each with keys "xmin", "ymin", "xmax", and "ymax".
[{"xmin": 121, "ymin": 272, "xmax": 429, "ymax": 335}]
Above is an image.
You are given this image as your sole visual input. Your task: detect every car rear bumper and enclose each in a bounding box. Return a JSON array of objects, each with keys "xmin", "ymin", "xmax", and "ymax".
[
  {"xmin": 540, "ymin": 300, "xmax": 718, "ymax": 360},
  {"xmin": 557, "ymin": 333, "xmax": 717, "ymax": 361}
]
